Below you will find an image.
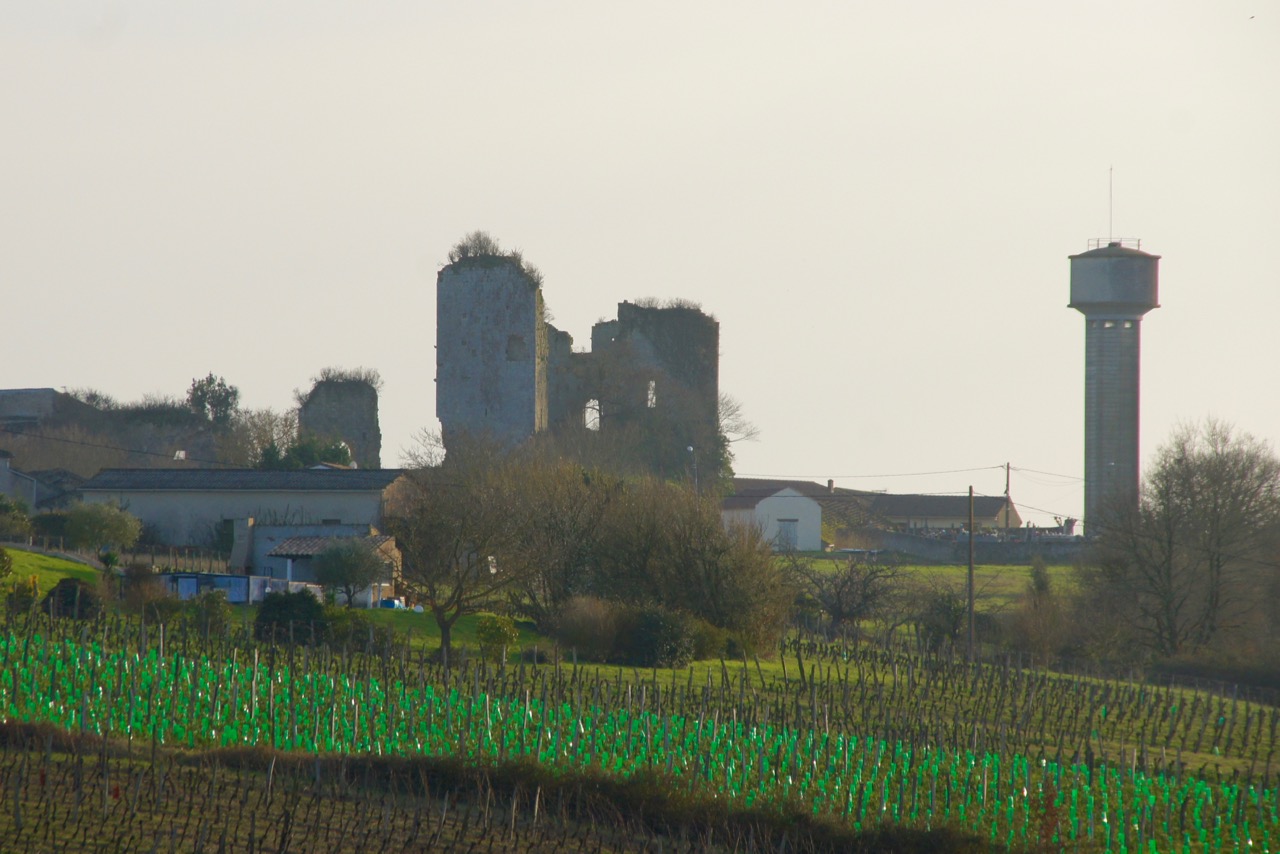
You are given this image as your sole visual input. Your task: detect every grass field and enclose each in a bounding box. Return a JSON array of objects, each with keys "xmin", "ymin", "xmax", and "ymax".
[
  {"xmin": 3, "ymin": 546, "xmax": 100, "ymax": 596},
  {"xmin": 790, "ymin": 553, "xmax": 1076, "ymax": 613}
]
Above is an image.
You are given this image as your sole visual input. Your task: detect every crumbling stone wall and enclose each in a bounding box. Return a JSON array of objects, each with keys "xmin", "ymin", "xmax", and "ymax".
[
  {"xmin": 0, "ymin": 388, "xmax": 217, "ymax": 476},
  {"xmin": 593, "ymin": 301, "xmax": 719, "ymax": 432},
  {"xmin": 297, "ymin": 379, "xmax": 382, "ymax": 469}
]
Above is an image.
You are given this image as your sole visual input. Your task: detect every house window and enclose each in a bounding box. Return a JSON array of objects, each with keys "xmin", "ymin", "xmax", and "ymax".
[
  {"xmin": 647, "ymin": 380, "xmax": 657, "ymax": 409},
  {"xmin": 584, "ymin": 399, "xmax": 601, "ymax": 431},
  {"xmin": 776, "ymin": 519, "xmax": 799, "ymax": 551}
]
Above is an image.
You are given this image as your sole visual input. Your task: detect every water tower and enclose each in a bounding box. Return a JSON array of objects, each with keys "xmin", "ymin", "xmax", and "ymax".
[{"xmin": 1069, "ymin": 239, "xmax": 1160, "ymax": 532}]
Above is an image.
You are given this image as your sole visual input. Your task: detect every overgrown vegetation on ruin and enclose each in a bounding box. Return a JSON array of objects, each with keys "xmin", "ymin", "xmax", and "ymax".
[{"xmin": 446, "ymin": 229, "xmax": 545, "ymax": 287}]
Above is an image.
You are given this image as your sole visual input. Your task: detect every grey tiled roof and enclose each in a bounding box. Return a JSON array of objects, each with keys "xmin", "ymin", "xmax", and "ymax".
[
  {"xmin": 724, "ymin": 478, "xmax": 827, "ymax": 510},
  {"xmin": 725, "ymin": 478, "xmax": 871, "ymax": 511},
  {"xmin": 80, "ymin": 468, "xmax": 405, "ymax": 493},
  {"xmin": 868, "ymin": 493, "xmax": 1009, "ymax": 520}
]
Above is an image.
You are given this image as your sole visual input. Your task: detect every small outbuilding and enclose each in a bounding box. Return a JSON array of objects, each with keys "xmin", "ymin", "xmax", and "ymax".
[{"xmin": 722, "ymin": 479, "xmax": 824, "ymax": 551}]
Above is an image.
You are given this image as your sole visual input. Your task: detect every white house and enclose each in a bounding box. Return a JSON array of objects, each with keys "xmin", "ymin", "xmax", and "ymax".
[{"xmin": 722, "ymin": 479, "xmax": 823, "ymax": 551}]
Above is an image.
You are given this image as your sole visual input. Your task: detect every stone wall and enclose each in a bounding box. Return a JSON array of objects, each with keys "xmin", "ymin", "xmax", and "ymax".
[
  {"xmin": 298, "ymin": 380, "xmax": 382, "ymax": 469},
  {"xmin": 436, "ymin": 259, "xmax": 547, "ymax": 447},
  {"xmin": 870, "ymin": 530, "xmax": 1087, "ymax": 565}
]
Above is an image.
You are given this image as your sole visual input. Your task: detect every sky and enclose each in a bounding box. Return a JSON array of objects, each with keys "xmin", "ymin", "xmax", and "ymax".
[{"xmin": 2, "ymin": 1, "xmax": 1277, "ymax": 527}]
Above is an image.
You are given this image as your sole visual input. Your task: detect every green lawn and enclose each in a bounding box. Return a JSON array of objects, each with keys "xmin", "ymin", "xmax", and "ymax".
[
  {"xmin": 6, "ymin": 546, "xmax": 1077, "ymax": 645},
  {"xmin": 792, "ymin": 553, "xmax": 1076, "ymax": 613},
  {"xmin": 901, "ymin": 562, "xmax": 1076, "ymax": 612},
  {"xmin": 3, "ymin": 546, "xmax": 101, "ymax": 596}
]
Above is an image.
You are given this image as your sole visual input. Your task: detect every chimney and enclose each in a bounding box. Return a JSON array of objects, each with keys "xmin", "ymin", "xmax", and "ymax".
[{"xmin": 827, "ymin": 479, "xmax": 834, "ymax": 493}]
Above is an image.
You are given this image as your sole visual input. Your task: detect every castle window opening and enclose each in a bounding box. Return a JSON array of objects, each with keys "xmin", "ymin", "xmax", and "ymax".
[
  {"xmin": 584, "ymin": 399, "xmax": 601, "ymax": 431},
  {"xmin": 506, "ymin": 335, "xmax": 528, "ymax": 361},
  {"xmin": 647, "ymin": 380, "xmax": 657, "ymax": 409}
]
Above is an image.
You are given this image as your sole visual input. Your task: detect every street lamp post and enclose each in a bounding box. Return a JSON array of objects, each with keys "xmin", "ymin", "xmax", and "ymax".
[{"xmin": 686, "ymin": 445, "xmax": 699, "ymax": 494}]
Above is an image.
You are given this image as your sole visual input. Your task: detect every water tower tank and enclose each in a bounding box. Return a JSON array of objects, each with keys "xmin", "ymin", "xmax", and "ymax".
[{"xmin": 1068, "ymin": 240, "xmax": 1160, "ymax": 533}]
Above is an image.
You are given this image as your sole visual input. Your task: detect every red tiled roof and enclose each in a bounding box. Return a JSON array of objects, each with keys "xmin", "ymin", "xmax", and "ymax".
[{"xmin": 268, "ymin": 534, "xmax": 395, "ymax": 558}]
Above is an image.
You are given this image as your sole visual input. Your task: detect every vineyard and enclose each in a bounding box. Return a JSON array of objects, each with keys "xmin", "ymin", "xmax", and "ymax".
[{"xmin": 0, "ymin": 612, "xmax": 1278, "ymax": 851}]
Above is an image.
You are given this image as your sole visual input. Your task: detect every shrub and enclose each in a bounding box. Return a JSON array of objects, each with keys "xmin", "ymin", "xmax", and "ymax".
[
  {"xmin": 186, "ymin": 590, "xmax": 231, "ymax": 638},
  {"xmin": 476, "ymin": 614, "xmax": 519, "ymax": 662},
  {"xmin": 254, "ymin": 591, "xmax": 327, "ymax": 643},
  {"xmin": 615, "ymin": 604, "xmax": 697, "ymax": 668},
  {"xmin": 325, "ymin": 607, "xmax": 398, "ymax": 654},
  {"xmin": 122, "ymin": 563, "xmax": 166, "ymax": 614},
  {"xmin": 913, "ymin": 587, "xmax": 966, "ymax": 653},
  {"xmin": 142, "ymin": 596, "xmax": 186, "ymax": 626},
  {"xmin": 41, "ymin": 577, "xmax": 105, "ymax": 620},
  {"xmin": 6, "ymin": 576, "xmax": 38, "ymax": 615},
  {"xmin": 688, "ymin": 617, "xmax": 728, "ymax": 660},
  {"xmin": 31, "ymin": 512, "xmax": 68, "ymax": 541},
  {"xmin": 0, "ymin": 497, "xmax": 30, "ymax": 538},
  {"xmin": 725, "ymin": 632, "xmax": 753, "ymax": 659},
  {"xmin": 65, "ymin": 502, "xmax": 142, "ymax": 554},
  {"xmin": 550, "ymin": 596, "xmax": 618, "ymax": 663}
]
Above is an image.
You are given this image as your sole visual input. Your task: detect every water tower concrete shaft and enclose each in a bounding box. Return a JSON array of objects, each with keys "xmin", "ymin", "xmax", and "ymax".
[{"xmin": 1068, "ymin": 240, "xmax": 1160, "ymax": 531}]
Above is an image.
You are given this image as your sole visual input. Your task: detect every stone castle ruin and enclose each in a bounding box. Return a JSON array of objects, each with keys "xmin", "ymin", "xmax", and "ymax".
[
  {"xmin": 296, "ymin": 370, "xmax": 382, "ymax": 469},
  {"xmin": 0, "ymin": 387, "xmax": 219, "ymax": 479},
  {"xmin": 435, "ymin": 241, "xmax": 720, "ymax": 474}
]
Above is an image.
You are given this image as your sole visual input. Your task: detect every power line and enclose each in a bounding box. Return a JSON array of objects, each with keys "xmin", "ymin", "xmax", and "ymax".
[
  {"xmin": 1008, "ymin": 468, "xmax": 1080, "ymax": 481},
  {"xmin": 738, "ymin": 465, "xmax": 1006, "ymax": 480}
]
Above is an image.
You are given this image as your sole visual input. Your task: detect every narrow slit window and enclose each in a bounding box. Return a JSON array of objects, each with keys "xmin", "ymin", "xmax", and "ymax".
[{"xmin": 647, "ymin": 380, "xmax": 657, "ymax": 409}]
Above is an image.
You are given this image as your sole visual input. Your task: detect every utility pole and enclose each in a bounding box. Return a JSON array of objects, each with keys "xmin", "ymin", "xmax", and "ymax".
[
  {"xmin": 967, "ymin": 485, "xmax": 975, "ymax": 663},
  {"xmin": 1004, "ymin": 462, "xmax": 1011, "ymax": 541}
]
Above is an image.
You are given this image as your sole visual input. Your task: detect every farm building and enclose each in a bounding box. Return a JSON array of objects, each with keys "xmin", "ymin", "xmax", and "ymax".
[
  {"xmin": 78, "ymin": 467, "xmax": 407, "ymax": 547},
  {"xmin": 722, "ymin": 479, "xmax": 827, "ymax": 551}
]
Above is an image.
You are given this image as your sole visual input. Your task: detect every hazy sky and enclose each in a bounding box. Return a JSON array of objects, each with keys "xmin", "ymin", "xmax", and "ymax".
[{"xmin": 3, "ymin": 2, "xmax": 1277, "ymax": 526}]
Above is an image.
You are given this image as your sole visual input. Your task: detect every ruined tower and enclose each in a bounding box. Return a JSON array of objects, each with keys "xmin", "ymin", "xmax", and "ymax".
[
  {"xmin": 297, "ymin": 375, "xmax": 382, "ymax": 469},
  {"xmin": 1069, "ymin": 239, "xmax": 1160, "ymax": 532},
  {"xmin": 588, "ymin": 301, "xmax": 719, "ymax": 435},
  {"xmin": 435, "ymin": 257, "xmax": 548, "ymax": 447},
  {"xmin": 433, "ymin": 235, "xmax": 722, "ymax": 479}
]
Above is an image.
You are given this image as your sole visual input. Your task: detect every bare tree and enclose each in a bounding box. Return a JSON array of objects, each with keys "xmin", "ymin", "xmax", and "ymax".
[
  {"xmin": 718, "ymin": 392, "xmax": 760, "ymax": 445},
  {"xmin": 1084, "ymin": 420, "xmax": 1280, "ymax": 657},
  {"xmin": 503, "ymin": 457, "xmax": 616, "ymax": 626},
  {"xmin": 387, "ymin": 434, "xmax": 522, "ymax": 662},
  {"xmin": 789, "ymin": 554, "xmax": 905, "ymax": 641}
]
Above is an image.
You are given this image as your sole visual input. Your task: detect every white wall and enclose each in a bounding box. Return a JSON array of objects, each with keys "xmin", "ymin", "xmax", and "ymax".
[{"xmin": 723, "ymin": 488, "xmax": 822, "ymax": 551}]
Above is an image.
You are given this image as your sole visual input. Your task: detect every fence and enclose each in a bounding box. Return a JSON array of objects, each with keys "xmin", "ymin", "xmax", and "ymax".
[{"xmin": 0, "ymin": 536, "xmax": 229, "ymax": 574}]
